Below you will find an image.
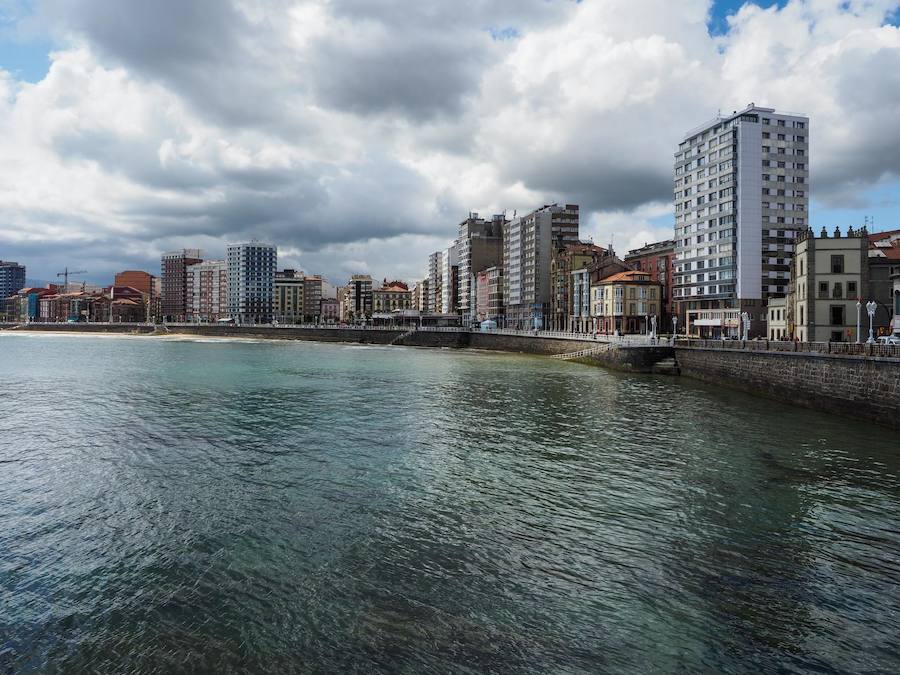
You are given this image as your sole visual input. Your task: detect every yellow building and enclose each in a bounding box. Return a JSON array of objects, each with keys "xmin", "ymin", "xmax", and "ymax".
[{"xmin": 591, "ymin": 270, "xmax": 661, "ymax": 335}]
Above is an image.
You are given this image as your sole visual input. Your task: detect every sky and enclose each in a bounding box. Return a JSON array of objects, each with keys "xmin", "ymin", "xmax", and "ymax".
[{"xmin": 1, "ymin": 0, "xmax": 900, "ymax": 286}]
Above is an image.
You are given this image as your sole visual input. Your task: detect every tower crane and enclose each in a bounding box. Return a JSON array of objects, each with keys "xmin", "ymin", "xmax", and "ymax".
[{"xmin": 56, "ymin": 267, "xmax": 87, "ymax": 292}]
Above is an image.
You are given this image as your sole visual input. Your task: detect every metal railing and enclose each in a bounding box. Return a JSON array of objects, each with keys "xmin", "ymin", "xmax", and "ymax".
[{"xmin": 675, "ymin": 338, "xmax": 900, "ymax": 358}]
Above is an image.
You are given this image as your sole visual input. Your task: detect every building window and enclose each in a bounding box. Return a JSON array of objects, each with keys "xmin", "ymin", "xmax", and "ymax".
[
  {"xmin": 848, "ymin": 281, "xmax": 857, "ymax": 298},
  {"xmin": 831, "ymin": 255, "xmax": 844, "ymax": 274},
  {"xmin": 819, "ymin": 282, "xmax": 828, "ymax": 298},
  {"xmin": 830, "ymin": 305, "xmax": 845, "ymax": 326},
  {"xmin": 833, "ymin": 283, "xmax": 843, "ymax": 299}
]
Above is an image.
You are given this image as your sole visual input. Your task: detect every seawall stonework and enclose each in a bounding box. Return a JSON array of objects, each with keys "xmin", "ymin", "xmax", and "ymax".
[{"xmin": 676, "ymin": 347, "xmax": 900, "ymax": 429}]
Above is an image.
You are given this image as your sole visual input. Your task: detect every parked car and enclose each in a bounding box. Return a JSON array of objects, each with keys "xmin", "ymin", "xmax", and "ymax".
[{"xmin": 876, "ymin": 335, "xmax": 900, "ymax": 345}]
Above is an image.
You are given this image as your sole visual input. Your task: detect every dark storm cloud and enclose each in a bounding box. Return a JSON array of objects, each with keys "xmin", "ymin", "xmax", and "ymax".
[{"xmin": 39, "ymin": 0, "xmax": 302, "ymax": 130}]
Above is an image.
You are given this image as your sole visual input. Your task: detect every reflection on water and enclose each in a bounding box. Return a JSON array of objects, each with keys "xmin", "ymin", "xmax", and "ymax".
[{"xmin": 0, "ymin": 334, "xmax": 898, "ymax": 673}]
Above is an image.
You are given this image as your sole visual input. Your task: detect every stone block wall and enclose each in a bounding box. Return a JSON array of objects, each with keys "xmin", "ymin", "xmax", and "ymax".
[{"xmin": 676, "ymin": 347, "xmax": 900, "ymax": 428}]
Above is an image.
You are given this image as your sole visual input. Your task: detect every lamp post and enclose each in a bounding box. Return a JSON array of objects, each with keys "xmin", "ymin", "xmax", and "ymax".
[
  {"xmin": 866, "ymin": 301, "xmax": 877, "ymax": 344},
  {"xmin": 672, "ymin": 315, "xmax": 678, "ymax": 340},
  {"xmin": 856, "ymin": 300, "xmax": 862, "ymax": 344}
]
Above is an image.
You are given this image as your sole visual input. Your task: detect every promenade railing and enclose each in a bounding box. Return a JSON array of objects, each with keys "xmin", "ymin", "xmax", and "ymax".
[{"xmin": 675, "ymin": 338, "xmax": 900, "ymax": 358}]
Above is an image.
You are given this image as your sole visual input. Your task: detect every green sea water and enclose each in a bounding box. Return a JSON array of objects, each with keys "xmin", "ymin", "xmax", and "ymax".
[{"xmin": 1, "ymin": 332, "xmax": 898, "ymax": 673}]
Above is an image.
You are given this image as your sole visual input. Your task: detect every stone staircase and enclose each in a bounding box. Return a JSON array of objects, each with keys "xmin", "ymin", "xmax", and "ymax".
[{"xmin": 550, "ymin": 344, "xmax": 613, "ymax": 361}]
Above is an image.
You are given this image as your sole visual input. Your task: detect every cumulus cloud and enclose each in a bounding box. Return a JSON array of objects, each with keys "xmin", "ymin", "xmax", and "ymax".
[{"xmin": 0, "ymin": 0, "xmax": 899, "ymax": 284}]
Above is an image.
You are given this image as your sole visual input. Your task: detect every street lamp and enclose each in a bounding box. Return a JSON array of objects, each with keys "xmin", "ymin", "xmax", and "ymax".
[
  {"xmin": 866, "ymin": 300, "xmax": 877, "ymax": 344},
  {"xmin": 856, "ymin": 300, "xmax": 862, "ymax": 344},
  {"xmin": 672, "ymin": 315, "xmax": 678, "ymax": 340},
  {"xmin": 741, "ymin": 312, "xmax": 751, "ymax": 341}
]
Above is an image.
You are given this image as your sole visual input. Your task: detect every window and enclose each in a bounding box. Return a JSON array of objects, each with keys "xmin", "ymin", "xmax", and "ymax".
[
  {"xmin": 831, "ymin": 255, "xmax": 844, "ymax": 273},
  {"xmin": 796, "ymin": 135, "xmax": 805, "ymax": 142},
  {"xmin": 819, "ymin": 282, "xmax": 829, "ymax": 298},
  {"xmin": 830, "ymin": 305, "xmax": 845, "ymax": 326},
  {"xmin": 848, "ymin": 281, "xmax": 857, "ymax": 298},
  {"xmin": 833, "ymin": 283, "xmax": 843, "ymax": 299},
  {"xmin": 777, "ymin": 134, "xmax": 786, "ymax": 141},
  {"xmin": 763, "ymin": 132, "xmax": 770, "ymax": 139},
  {"xmin": 831, "ymin": 331, "xmax": 844, "ymax": 343}
]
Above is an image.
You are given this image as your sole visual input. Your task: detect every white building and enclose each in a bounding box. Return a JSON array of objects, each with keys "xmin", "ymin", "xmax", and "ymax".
[
  {"xmin": 571, "ymin": 267, "xmax": 592, "ymax": 333},
  {"xmin": 673, "ymin": 104, "xmax": 809, "ymax": 337},
  {"xmin": 502, "ymin": 205, "xmax": 555, "ymax": 329},
  {"xmin": 187, "ymin": 260, "xmax": 228, "ymax": 322},
  {"xmin": 226, "ymin": 242, "xmax": 277, "ymax": 324},
  {"xmin": 427, "ymin": 250, "xmax": 443, "ymax": 313}
]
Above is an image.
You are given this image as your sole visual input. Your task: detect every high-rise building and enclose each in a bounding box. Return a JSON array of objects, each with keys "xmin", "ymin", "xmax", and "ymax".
[
  {"xmin": 455, "ymin": 213, "xmax": 505, "ymax": 324},
  {"xmin": 303, "ymin": 276, "xmax": 323, "ymax": 321},
  {"xmin": 673, "ymin": 104, "xmax": 809, "ymax": 337},
  {"xmin": 475, "ymin": 266, "xmax": 503, "ymax": 322},
  {"xmin": 275, "ymin": 269, "xmax": 305, "ymax": 323},
  {"xmin": 185, "ymin": 260, "xmax": 227, "ymax": 322},
  {"xmin": 343, "ymin": 274, "xmax": 373, "ymax": 320},
  {"xmin": 227, "ymin": 242, "xmax": 277, "ymax": 324},
  {"xmin": 502, "ymin": 206, "xmax": 556, "ymax": 329},
  {"xmin": 427, "ymin": 251, "xmax": 443, "ymax": 313},
  {"xmin": 0, "ymin": 261, "xmax": 26, "ymax": 301},
  {"xmin": 161, "ymin": 249, "xmax": 202, "ymax": 322},
  {"xmin": 441, "ymin": 244, "xmax": 459, "ymax": 315},
  {"xmin": 547, "ymin": 204, "xmax": 580, "ymax": 246}
]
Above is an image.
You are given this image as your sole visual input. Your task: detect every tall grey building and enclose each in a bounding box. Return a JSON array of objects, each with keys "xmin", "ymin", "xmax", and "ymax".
[
  {"xmin": 0, "ymin": 261, "xmax": 26, "ymax": 300},
  {"xmin": 455, "ymin": 213, "xmax": 504, "ymax": 324},
  {"xmin": 502, "ymin": 205, "xmax": 556, "ymax": 329},
  {"xmin": 227, "ymin": 242, "xmax": 277, "ymax": 324},
  {"xmin": 427, "ymin": 250, "xmax": 443, "ymax": 313},
  {"xmin": 673, "ymin": 104, "xmax": 809, "ymax": 337},
  {"xmin": 161, "ymin": 249, "xmax": 203, "ymax": 322}
]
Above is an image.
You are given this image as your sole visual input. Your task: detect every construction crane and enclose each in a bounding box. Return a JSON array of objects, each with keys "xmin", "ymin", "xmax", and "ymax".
[{"xmin": 56, "ymin": 267, "xmax": 87, "ymax": 293}]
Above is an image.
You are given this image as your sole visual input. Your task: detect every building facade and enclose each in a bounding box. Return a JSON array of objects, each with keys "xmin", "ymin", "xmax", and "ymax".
[
  {"xmin": 185, "ymin": 260, "xmax": 227, "ymax": 322},
  {"xmin": 427, "ymin": 251, "xmax": 443, "ymax": 313},
  {"xmin": 373, "ymin": 281, "xmax": 412, "ymax": 314},
  {"xmin": 455, "ymin": 213, "xmax": 504, "ymax": 324},
  {"xmin": 161, "ymin": 249, "xmax": 203, "ymax": 322},
  {"xmin": 320, "ymin": 298, "xmax": 340, "ymax": 324},
  {"xmin": 549, "ymin": 241, "xmax": 607, "ymax": 331},
  {"xmin": 303, "ymin": 276, "xmax": 323, "ymax": 322},
  {"xmin": 591, "ymin": 270, "xmax": 662, "ymax": 335},
  {"xmin": 571, "ymin": 268, "xmax": 592, "ymax": 332},
  {"xmin": 674, "ymin": 105, "xmax": 809, "ymax": 337},
  {"xmin": 0, "ymin": 261, "xmax": 26, "ymax": 302},
  {"xmin": 226, "ymin": 243, "xmax": 277, "ymax": 324},
  {"xmin": 344, "ymin": 275, "xmax": 374, "ymax": 321},
  {"xmin": 790, "ymin": 227, "xmax": 867, "ymax": 342},
  {"xmin": 767, "ymin": 296, "xmax": 788, "ymax": 340},
  {"xmin": 625, "ymin": 240, "xmax": 676, "ymax": 329},
  {"xmin": 274, "ymin": 269, "xmax": 305, "ymax": 323},
  {"xmin": 502, "ymin": 205, "xmax": 556, "ymax": 329},
  {"xmin": 441, "ymin": 245, "xmax": 459, "ymax": 315},
  {"xmin": 475, "ymin": 266, "xmax": 503, "ymax": 322}
]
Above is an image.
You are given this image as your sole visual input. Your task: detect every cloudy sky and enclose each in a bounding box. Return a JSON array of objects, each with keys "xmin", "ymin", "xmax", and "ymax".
[{"xmin": 1, "ymin": 0, "xmax": 899, "ymax": 286}]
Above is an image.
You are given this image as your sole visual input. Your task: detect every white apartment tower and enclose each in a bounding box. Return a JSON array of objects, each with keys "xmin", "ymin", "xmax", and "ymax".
[
  {"xmin": 502, "ymin": 205, "xmax": 555, "ymax": 329},
  {"xmin": 187, "ymin": 260, "xmax": 228, "ymax": 322},
  {"xmin": 673, "ymin": 105, "xmax": 809, "ymax": 337},
  {"xmin": 226, "ymin": 242, "xmax": 277, "ymax": 324}
]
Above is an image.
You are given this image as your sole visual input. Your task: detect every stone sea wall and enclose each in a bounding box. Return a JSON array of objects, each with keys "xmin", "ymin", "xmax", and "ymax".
[{"xmin": 676, "ymin": 346, "xmax": 900, "ymax": 429}]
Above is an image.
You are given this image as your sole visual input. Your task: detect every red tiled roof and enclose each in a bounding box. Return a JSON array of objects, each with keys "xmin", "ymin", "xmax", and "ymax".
[{"xmin": 600, "ymin": 270, "xmax": 652, "ymax": 283}]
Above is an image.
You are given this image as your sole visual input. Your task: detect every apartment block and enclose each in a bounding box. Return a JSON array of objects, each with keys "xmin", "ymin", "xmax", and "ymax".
[
  {"xmin": 549, "ymin": 241, "xmax": 606, "ymax": 331},
  {"xmin": 591, "ymin": 270, "xmax": 662, "ymax": 335},
  {"xmin": 303, "ymin": 276, "xmax": 323, "ymax": 321},
  {"xmin": 427, "ymin": 251, "xmax": 443, "ymax": 313},
  {"xmin": 475, "ymin": 266, "xmax": 503, "ymax": 322},
  {"xmin": 673, "ymin": 105, "xmax": 809, "ymax": 337},
  {"xmin": 186, "ymin": 260, "xmax": 227, "ymax": 322},
  {"xmin": 226, "ymin": 242, "xmax": 277, "ymax": 324},
  {"xmin": 0, "ymin": 261, "xmax": 26, "ymax": 301},
  {"xmin": 441, "ymin": 244, "xmax": 459, "ymax": 315},
  {"xmin": 161, "ymin": 249, "xmax": 202, "ymax": 322},
  {"xmin": 455, "ymin": 213, "xmax": 504, "ymax": 324},
  {"xmin": 502, "ymin": 206, "xmax": 556, "ymax": 329},
  {"xmin": 275, "ymin": 269, "xmax": 305, "ymax": 323},
  {"xmin": 344, "ymin": 274, "xmax": 373, "ymax": 320}
]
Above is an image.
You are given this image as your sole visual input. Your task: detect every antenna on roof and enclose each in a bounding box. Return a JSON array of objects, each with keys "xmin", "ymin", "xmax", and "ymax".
[{"xmin": 864, "ymin": 215, "xmax": 874, "ymax": 230}]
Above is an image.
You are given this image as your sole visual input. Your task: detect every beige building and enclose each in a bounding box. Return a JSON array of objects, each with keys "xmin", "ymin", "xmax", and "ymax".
[
  {"xmin": 274, "ymin": 270, "xmax": 305, "ymax": 323},
  {"xmin": 790, "ymin": 227, "xmax": 867, "ymax": 342},
  {"xmin": 187, "ymin": 260, "xmax": 228, "ymax": 322},
  {"xmin": 591, "ymin": 270, "xmax": 662, "ymax": 335},
  {"xmin": 373, "ymin": 281, "xmax": 412, "ymax": 313},
  {"xmin": 767, "ymin": 296, "xmax": 787, "ymax": 340}
]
